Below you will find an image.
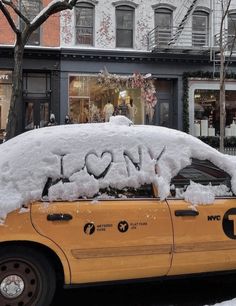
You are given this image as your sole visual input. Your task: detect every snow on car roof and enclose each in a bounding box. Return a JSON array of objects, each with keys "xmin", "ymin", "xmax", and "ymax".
[{"xmin": 0, "ymin": 115, "xmax": 235, "ymax": 220}]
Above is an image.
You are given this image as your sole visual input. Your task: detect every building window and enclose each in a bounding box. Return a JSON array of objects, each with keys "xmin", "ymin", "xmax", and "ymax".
[
  {"xmin": 154, "ymin": 8, "xmax": 172, "ymax": 46},
  {"xmin": 116, "ymin": 5, "xmax": 134, "ymax": 48},
  {"xmin": 75, "ymin": 2, "xmax": 94, "ymax": 45},
  {"xmin": 228, "ymin": 13, "xmax": 236, "ymax": 51},
  {"xmin": 23, "ymin": 73, "xmax": 51, "ymax": 96},
  {"xmin": 192, "ymin": 11, "xmax": 209, "ymax": 47},
  {"xmin": 20, "ymin": 0, "xmax": 41, "ymax": 45}
]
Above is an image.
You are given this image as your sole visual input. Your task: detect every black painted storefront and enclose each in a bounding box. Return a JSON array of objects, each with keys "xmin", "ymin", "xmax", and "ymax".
[
  {"xmin": 1, "ymin": 46, "xmax": 236, "ymax": 135},
  {"xmin": 0, "ymin": 46, "xmax": 60, "ymax": 135}
]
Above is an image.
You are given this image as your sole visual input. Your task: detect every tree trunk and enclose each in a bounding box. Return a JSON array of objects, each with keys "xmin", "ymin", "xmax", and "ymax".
[
  {"xmin": 220, "ymin": 65, "xmax": 225, "ymax": 153},
  {"xmin": 219, "ymin": 47, "xmax": 225, "ymax": 153},
  {"xmin": 219, "ymin": 0, "xmax": 226, "ymax": 154},
  {"xmin": 5, "ymin": 37, "xmax": 24, "ymax": 140}
]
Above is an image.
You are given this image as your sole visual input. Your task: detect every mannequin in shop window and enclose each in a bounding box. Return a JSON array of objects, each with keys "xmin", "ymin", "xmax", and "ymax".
[
  {"xmin": 47, "ymin": 113, "xmax": 57, "ymax": 126},
  {"xmin": 118, "ymin": 98, "xmax": 128, "ymax": 117},
  {"xmin": 103, "ymin": 100, "xmax": 114, "ymax": 122},
  {"xmin": 127, "ymin": 98, "xmax": 137, "ymax": 123},
  {"xmin": 64, "ymin": 114, "xmax": 73, "ymax": 124},
  {"xmin": 113, "ymin": 106, "xmax": 120, "ymax": 116}
]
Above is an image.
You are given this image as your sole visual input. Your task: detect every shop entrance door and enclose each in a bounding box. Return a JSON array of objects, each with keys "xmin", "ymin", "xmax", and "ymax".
[
  {"xmin": 158, "ymin": 96, "xmax": 171, "ymax": 127},
  {"xmin": 154, "ymin": 80, "xmax": 173, "ymax": 128},
  {"xmin": 24, "ymin": 99, "xmax": 49, "ymax": 130}
]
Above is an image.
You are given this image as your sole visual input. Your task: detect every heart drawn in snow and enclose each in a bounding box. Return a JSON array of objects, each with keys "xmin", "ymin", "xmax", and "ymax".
[{"xmin": 86, "ymin": 151, "xmax": 112, "ymax": 178}]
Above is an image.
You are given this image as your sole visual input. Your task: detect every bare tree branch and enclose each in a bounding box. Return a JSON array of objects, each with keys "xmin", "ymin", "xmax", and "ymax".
[
  {"xmin": 0, "ymin": 0, "xmax": 18, "ymax": 33},
  {"xmin": 219, "ymin": 0, "xmax": 233, "ymax": 152},
  {"xmin": 1, "ymin": 0, "xmax": 79, "ymax": 139},
  {"xmin": 221, "ymin": 0, "xmax": 231, "ymax": 21},
  {"xmin": 30, "ymin": 0, "xmax": 78, "ymax": 32},
  {"xmin": 2, "ymin": 0, "xmax": 30, "ymax": 25}
]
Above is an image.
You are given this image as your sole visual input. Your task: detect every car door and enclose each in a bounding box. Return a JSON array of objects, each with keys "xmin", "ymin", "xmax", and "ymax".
[
  {"xmin": 31, "ymin": 184, "xmax": 173, "ymax": 284},
  {"xmin": 167, "ymin": 159, "xmax": 236, "ymax": 276}
]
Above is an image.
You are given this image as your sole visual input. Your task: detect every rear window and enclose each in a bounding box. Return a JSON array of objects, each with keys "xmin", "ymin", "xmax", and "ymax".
[{"xmin": 170, "ymin": 159, "xmax": 231, "ymax": 192}]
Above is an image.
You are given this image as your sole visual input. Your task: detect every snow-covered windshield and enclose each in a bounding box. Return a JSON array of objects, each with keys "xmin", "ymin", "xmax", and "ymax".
[{"xmin": 0, "ymin": 115, "xmax": 235, "ymax": 220}]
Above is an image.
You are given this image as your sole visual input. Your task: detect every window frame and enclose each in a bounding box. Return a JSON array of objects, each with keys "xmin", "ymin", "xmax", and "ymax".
[
  {"xmin": 228, "ymin": 13, "xmax": 236, "ymax": 51},
  {"xmin": 154, "ymin": 7, "xmax": 173, "ymax": 47},
  {"xmin": 115, "ymin": 5, "xmax": 134, "ymax": 48},
  {"xmin": 192, "ymin": 10, "xmax": 209, "ymax": 47},
  {"xmin": 20, "ymin": 0, "xmax": 41, "ymax": 46},
  {"xmin": 75, "ymin": 2, "xmax": 95, "ymax": 46}
]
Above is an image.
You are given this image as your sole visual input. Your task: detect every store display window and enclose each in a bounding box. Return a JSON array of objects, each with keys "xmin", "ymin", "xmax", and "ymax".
[
  {"xmin": 68, "ymin": 75, "xmax": 144, "ymax": 124},
  {"xmin": 194, "ymin": 89, "xmax": 236, "ymax": 137},
  {"xmin": 0, "ymin": 71, "xmax": 12, "ymax": 134}
]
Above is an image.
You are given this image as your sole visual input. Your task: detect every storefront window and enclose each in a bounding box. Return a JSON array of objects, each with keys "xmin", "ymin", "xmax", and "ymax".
[
  {"xmin": 24, "ymin": 100, "xmax": 49, "ymax": 130},
  {"xmin": 0, "ymin": 71, "xmax": 12, "ymax": 136},
  {"xmin": 40, "ymin": 102, "xmax": 49, "ymax": 127},
  {"xmin": 69, "ymin": 75, "xmax": 144, "ymax": 124},
  {"xmin": 25, "ymin": 102, "xmax": 34, "ymax": 130},
  {"xmin": 160, "ymin": 102, "xmax": 169, "ymax": 127},
  {"xmin": 194, "ymin": 89, "xmax": 236, "ymax": 137}
]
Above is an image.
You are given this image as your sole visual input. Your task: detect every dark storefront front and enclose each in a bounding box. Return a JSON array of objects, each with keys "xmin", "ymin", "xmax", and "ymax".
[
  {"xmin": 1, "ymin": 47, "xmax": 236, "ymax": 139},
  {"xmin": 60, "ymin": 49, "xmax": 182, "ymax": 130},
  {"xmin": 59, "ymin": 48, "xmax": 236, "ymax": 141},
  {"xmin": 0, "ymin": 70, "xmax": 12, "ymax": 139},
  {"xmin": 0, "ymin": 47, "xmax": 60, "ymax": 136}
]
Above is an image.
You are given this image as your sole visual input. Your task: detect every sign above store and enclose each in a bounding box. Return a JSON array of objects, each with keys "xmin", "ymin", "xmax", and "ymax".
[{"xmin": 0, "ymin": 71, "xmax": 12, "ymax": 84}]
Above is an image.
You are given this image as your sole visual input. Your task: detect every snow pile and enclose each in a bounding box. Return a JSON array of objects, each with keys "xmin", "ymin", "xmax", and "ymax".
[
  {"xmin": 206, "ymin": 299, "xmax": 236, "ymax": 306},
  {"xmin": 176, "ymin": 181, "xmax": 232, "ymax": 205},
  {"xmin": 109, "ymin": 115, "xmax": 133, "ymax": 126},
  {"xmin": 0, "ymin": 116, "xmax": 236, "ymax": 219}
]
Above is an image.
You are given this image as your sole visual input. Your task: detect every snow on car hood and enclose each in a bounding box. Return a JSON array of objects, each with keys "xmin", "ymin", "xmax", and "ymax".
[{"xmin": 0, "ymin": 115, "xmax": 236, "ymax": 219}]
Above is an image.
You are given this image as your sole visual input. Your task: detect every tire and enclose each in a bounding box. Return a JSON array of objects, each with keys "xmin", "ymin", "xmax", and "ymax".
[{"xmin": 0, "ymin": 245, "xmax": 56, "ymax": 306}]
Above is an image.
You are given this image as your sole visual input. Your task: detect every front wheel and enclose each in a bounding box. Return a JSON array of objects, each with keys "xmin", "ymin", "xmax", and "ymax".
[{"xmin": 0, "ymin": 245, "xmax": 56, "ymax": 306}]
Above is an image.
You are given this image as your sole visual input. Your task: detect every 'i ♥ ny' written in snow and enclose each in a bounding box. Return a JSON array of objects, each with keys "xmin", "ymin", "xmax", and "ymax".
[
  {"xmin": 0, "ymin": 115, "xmax": 236, "ymax": 219},
  {"xmin": 48, "ymin": 145, "xmax": 165, "ymax": 201}
]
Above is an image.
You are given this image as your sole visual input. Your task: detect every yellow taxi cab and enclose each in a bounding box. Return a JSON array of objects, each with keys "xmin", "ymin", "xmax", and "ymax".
[{"xmin": 0, "ymin": 116, "xmax": 236, "ymax": 306}]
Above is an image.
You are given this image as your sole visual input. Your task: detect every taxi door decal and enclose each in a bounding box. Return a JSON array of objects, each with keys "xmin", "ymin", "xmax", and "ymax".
[{"xmin": 223, "ymin": 208, "xmax": 236, "ymax": 239}]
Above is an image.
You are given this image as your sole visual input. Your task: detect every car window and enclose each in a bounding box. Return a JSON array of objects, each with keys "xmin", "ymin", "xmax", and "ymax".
[
  {"xmin": 42, "ymin": 178, "xmax": 155, "ymax": 200},
  {"xmin": 97, "ymin": 184, "xmax": 155, "ymax": 199},
  {"xmin": 170, "ymin": 158, "xmax": 232, "ymax": 197}
]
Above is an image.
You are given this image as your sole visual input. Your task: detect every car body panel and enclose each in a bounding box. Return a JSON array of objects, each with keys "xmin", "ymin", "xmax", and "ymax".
[
  {"xmin": 31, "ymin": 199, "xmax": 173, "ymax": 284},
  {"xmin": 3, "ymin": 121, "xmax": 236, "ymax": 306},
  {"xmin": 167, "ymin": 198, "xmax": 236, "ymax": 275},
  {"xmin": 0, "ymin": 207, "xmax": 71, "ymax": 283},
  {"xmin": 3, "ymin": 198, "xmax": 236, "ymax": 286}
]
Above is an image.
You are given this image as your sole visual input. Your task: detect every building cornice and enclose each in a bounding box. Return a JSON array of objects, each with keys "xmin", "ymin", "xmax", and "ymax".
[
  {"xmin": 0, "ymin": 45, "xmax": 234, "ymax": 65},
  {"xmin": 0, "ymin": 46, "xmax": 60, "ymax": 60},
  {"xmin": 60, "ymin": 47, "xmax": 212, "ymax": 64}
]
